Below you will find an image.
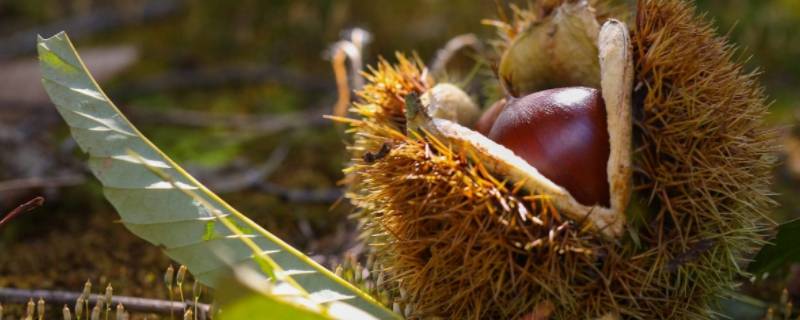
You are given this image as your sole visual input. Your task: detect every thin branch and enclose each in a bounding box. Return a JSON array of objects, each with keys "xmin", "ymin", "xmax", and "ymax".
[
  {"xmin": 0, "ymin": 0, "xmax": 182, "ymax": 60},
  {"xmin": 429, "ymin": 33, "xmax": 485, "ymax": 76},
  {"xmin": 199, "ymin": 161, "xmax": 343, "ymax": 204},
  {"xmin": 255, "ymin": 183, "xmax": 342, "ymax": 204},
  {"xmin": 111, "ymin": 64, "xmax": 334, "ymax": 100},
  {"xmin": 190, "ymin": 146, "xmax": 341, "ymax": 203},
  {"xmin": 127, "ymin": 105, "xmax": 330, "ymax": 135},
  {"xmin": 203, "ymin": 145, "xmax": 290, "ymax": 193},
  {"xmin": 329, "ymin": 28, "xmax": 371, "ymax": 117},
  {"xmin": 0, "ymin": 287, "xmax": 210, "ymax": 317},
  {"xmin": 0, "ymin": 175, "xmax": 86, "ymax": 193},
  {"xmin": 2, "ymin": 101, "xmax": 331, "ymax": 136},
  {"xmin": 331, "ymin": 48, "xmax": 351, "ymax": 118},
  {"xmin": 0, "ymin": 197, "xmax": 44, "ymax": 229},
  {"xmin": 345, "ymin": 28, "xmax": 370, "ymax": 90},
  {"xmin": 334, "ymin": 28, "xmax": 371, "ymax": 92}
]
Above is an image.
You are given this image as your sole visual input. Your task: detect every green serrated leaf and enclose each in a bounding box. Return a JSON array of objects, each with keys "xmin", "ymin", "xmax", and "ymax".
[
  {"xmin": 221, "ymin": 293, "xmax": 329, "ymax": 320},
  {"xmin": 37, "ymin": 32, "xmax": 398, "ymax": 320},
  {"xmin": 217, "ymin": 268, "xmax": 378, "ymax": 320},
  {"xmin": 204, "ymin": 221, "xmax": 222, "ymax": 241},
  {"xmin": 749, "ymin": 219, "xmax": 800, "ymax": 275}
]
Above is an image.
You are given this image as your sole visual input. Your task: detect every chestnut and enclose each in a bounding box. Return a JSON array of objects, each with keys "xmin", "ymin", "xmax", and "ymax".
[{"xmin": 487, "ymin": 87, "xmax": 610, "ymax": 207}]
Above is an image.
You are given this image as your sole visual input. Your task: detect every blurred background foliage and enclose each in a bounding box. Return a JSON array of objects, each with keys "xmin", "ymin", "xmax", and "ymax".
[{"xmin": 0, "ymin": 0, "xmax": 799, "ymax": 318}]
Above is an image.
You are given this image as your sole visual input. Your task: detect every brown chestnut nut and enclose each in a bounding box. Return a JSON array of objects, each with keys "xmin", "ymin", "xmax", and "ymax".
[{"xmin": 487, "ymin": 87, "xmax": 610, "ymax": 207}]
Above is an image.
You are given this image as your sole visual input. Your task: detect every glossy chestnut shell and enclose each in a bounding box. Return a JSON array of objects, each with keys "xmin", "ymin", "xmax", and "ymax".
[{"xmin": 486, "ymin": 87, "xmax": 610, "ymax": 207}]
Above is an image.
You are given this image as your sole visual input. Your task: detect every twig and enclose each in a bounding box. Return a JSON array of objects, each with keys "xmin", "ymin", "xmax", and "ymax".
[
  {"xmin": 255, "ymin": 183, "xmax": 342, "ymax": 204},
  {"xmin": 126, "ymin": 105, "xmax": 330, "ymax": 135},
  {"xmin": 2, "ymin": 101, "xmax": 331, "ymax": 135},
  {"xmin": 0, "ymin": 0, "xmax": 182, "ymax": 60},
  {"xmin": 196, "ymin": 157, "xmax": 343, "ymax": 203},
  {"xmin": 0, "ymin": 197, "xmax": 44, "ymax": 229},
  {"xmin": 111, "ymin": 64, "xmax": 333, "ymax": 100},
  {"xmin": 329, "ymin": 28, "xmax": 371, "ymax": 117},
  {"xmin": 0, "ymin": 287, "xmax": 209, "ymax": 317},
  {"xmin": 331, "ymin": 48, "xmax": 351, "ymax": 118},
  {"xmin": 0, "ymin": 175, "xmax": 85, "ymax": 193},
  {"xmin": 334, "ymin": 28, "xmax": 371, "ymax": 91},
  {"xmin": 429, "ymin": 33, "xmax": 485, "ymax": 76},
  {"xmin": 191, "ymin": 146, "xmax": 341, "ymax": 203},
  {"xmin": 203, "ymin": 145, "xmax": 290, "ymax": 193}
]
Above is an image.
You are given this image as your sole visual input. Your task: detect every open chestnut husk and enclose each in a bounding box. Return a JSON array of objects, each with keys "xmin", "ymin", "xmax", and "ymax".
[
  {"xmin": 339, "ymin": 0, "xmax": 777, "ymax": 319},
  {"xmin": 406, "ymin": 19, "xmax": 632, "ymax": 236}
]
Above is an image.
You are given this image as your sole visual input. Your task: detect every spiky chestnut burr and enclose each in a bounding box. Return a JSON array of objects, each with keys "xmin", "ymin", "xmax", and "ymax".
[{"xmin": 340, "ymin": 0, "xmax": 777, "ymax": 318}]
